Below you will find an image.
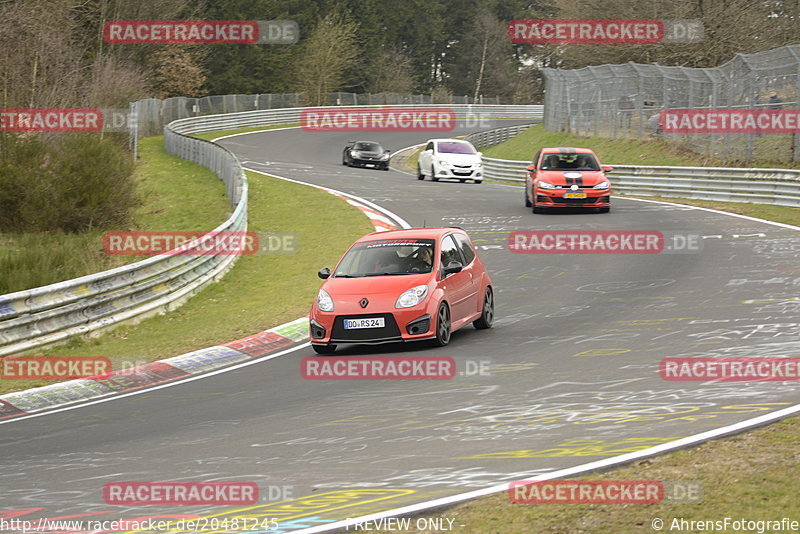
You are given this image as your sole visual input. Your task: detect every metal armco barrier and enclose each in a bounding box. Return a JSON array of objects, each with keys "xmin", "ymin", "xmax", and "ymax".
[
  {"xmin": 0, "ymin": 124, "xmax": 248, "ymax": 357},
  {"xmin": 468, "ymin": 124, "xmax": 800, "ymax": 208},
  {"xmin": 0, "ymin": 105, "xmax": 543, "ymax": 357}
]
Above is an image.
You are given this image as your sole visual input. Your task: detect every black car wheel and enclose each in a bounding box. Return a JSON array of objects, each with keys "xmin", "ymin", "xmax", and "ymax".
[
  {"xmin": 524, "ymin": 186, "xmax": 532, "ymax": 207},
  {"xmin": 431, "ymin": 165, "xmax": 439, "ymax": 182},
  {"xmin": 473, "ymin": 287, "xmax": 494, "ymax": 329},
  {"xmin": 431, "ymin": 302, "xmax": 451, "ymax": 346},
  {"xmin": 532, "ymin": 195, "xmax": 544, "ymax": 214},
  {"xmin": 597, "ymin": 206, "xmax": 611, "ymax": 213},
  {"xmin": 417, "ymin": 164, "xmax": 425, "ymax": 180},
  {"xmin": 312, "ymin": 343, "xmax": 337, "ymax": 355},
  {"xmin": 459, "ymin": 178, "xmax": 467, "ymax": 183}
]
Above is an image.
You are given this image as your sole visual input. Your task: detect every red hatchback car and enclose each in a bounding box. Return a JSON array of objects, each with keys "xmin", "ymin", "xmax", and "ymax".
[
  {"xmin": 525, "ymin": 147, "xmax": 613, "ymax": 213},
  {"xmin": 309, "ymin": 228, "xmax": 494, "ymax": 354}
]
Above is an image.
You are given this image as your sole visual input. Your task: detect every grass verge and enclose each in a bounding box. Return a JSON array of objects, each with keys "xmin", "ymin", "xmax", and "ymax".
[
  {"xmin": 0, "ymin": 153, "xmax": 373, "ymax": 395},
  {"xmin": 480, "ymin": 123, "xmax": 800, "ymax": 169},
  {"xmin": 191, "ymin": 124, "xmax": 299, "ymax": 141},
  {"xmin": 372, "ymin": 415, "xmax": 800, "ymax": 533},
  {"xmin": 0, "ymin": 137, "xmax": 228, "ymax": 294}
]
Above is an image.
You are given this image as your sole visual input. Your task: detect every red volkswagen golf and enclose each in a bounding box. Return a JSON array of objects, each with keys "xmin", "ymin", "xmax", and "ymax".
[
  {"xmin": 525, "ymin": 147, "xmax": 613, "ymax": 213},
  {"xmin": 309, "ymin": 228, "xmax": 494, "ymax": 354}
]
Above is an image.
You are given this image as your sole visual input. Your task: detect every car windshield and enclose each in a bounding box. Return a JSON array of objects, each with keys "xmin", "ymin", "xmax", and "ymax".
[
  {"xmin": 334, "ymin": 239, "xmax": 436, "ymax": 277},
  {"xmin": 437, "ymin": 141, "xmax": 476, "ymax": 154},
  {"xmin": 540, "ymin": 153, "xmax": 601, "ymax": 171},
  {"xmin": 354, "ymin": 142, "xmax": 381, "ymax": 151}
]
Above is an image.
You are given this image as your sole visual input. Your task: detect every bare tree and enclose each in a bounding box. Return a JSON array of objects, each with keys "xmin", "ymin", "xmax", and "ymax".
[
  {"xmin": 293, "ymin": 10, "xmax": 360, "ymax": 106},
  {"xmin": 149, "ymin": 47, "xmax": 207, "ymax": 99},
  {"xmin": 366, "ymin": 47, "xmax": 416, "ymax": 94}
]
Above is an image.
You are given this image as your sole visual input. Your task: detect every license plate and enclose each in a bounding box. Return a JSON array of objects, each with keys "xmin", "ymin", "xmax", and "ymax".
[
  {"xmin": 343, "ymin": 317, "xmax": 385, "ymax": 329},
  {"xmin": 563, "ymin": 192, "xmax": 587, "ymax": 199},
  {"xmin": 365, "ymin": 163, "xmax": 375, "ymax": 167}
]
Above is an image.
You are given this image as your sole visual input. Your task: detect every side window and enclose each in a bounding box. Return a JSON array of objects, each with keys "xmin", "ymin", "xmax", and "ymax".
[
  {"xmin": 440, "ymin": 235, "xmax": 464, "ymax": 273},
  {"xmin": 454, "ymin": 233, "xmax": 476, "ymax": 265},
  {"xmin": 532, "ymin": 150, "xmax": 541, "ymax": 168}
]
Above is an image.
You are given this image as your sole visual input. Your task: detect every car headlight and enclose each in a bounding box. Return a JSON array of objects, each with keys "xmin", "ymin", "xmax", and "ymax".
[
  {"xmin": 380, "ymin": 153, "xmax": 390, "ymax": 160},
  {"xmin": 316, "ymin": 289, "xmax": 334, "ymax": 312},
  {"xmin": 593, "ymin": 181, "xmax": 609, "ymax": 189},
  {"xmin": 538, "ymin": 181, "xmax": 557, "ymax": 190},
  {"xmin": 395, "ymin": 285, "xmax": 428, "ymax": 309},
  {"xmin": 351, "ymin": 151, "xmax": 363, "ymax": 157},
  {"xmin": 438, "ymin": 160, "xmax": 450, "ymax": 166}
]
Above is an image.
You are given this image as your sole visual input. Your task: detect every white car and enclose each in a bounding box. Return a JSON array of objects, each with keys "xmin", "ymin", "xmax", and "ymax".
[{"xmin": 417, "ymin": 139, "xmax": 483, "ymax": 183}]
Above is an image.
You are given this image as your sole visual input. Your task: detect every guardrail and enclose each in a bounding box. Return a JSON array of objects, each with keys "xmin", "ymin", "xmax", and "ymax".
[
  {"xmin": 467, "ymin": 124, "xmax": 800, "ymax": 208},
  {"xmin": 1, "ymin": 105, "xmax": 543, "ymax": 357},
  {"xmin": 0, "ymin": 127, "xmax": 248, "ymax": 357},
  {"xmin": 481, "ymin": 157, "xmax": 800, "ymax": 207}
]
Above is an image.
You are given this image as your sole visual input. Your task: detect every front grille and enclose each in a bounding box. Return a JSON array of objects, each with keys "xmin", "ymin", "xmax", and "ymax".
[
  {"xmin": 550, "ymin": 197, "xmax": 600, "ymax": 204},
  {"xmin": 453, "ymin": 170, "xmax": 474, "ymax": 176},
  {"xmin": 331, "ymin": 313, "xmax": 402, "ymax": 342}
]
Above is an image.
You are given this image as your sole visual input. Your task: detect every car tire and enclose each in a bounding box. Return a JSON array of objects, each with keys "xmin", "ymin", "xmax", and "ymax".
[
  {"xmin": 474, "ymin": 180, "xmax": 482, "ymax": 184},
  {"xmin": 459, "ymin": 178, "xmax": 467, "ymax": 183},
  {"xmin": 473, "ymin": 287, "xmax": 494, "ymax": 330},
  {"xmin": 524, "ymin": 187, "xmax": 532, "ymax": 207},
  {"xmin": 431, "ymin": 302, "xmax": 451, "ymax": 347},
  {"xmin": 431, "ymin": 165, "xmax": 439, "ymax": 182},
  {"xmin": 312, "ymin": 344, "xmax": 337, "ymax": 355},
  {"xmin": 417, "ymin": 164, "xmax": 425, "ymax": 180},
  {"xmin": 532, "ymin": 196, "xmax": 544, "ymax": 214},
  {"xmin": 597, "ymin": 206, "xmax": 610, "ymax": 213},
  {"xmin": 382, "ymin": 164, "xmax": 390, "ymax": 171}
]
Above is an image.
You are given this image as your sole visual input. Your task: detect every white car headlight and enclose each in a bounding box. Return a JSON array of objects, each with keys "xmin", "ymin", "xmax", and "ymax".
[
  {"xmin": 316, "ymin": 289, "xmax": 334, "ymax": 312},
  {"xmin": 380, "ymin": 153, "xmax": 390, "ymax": 160},
  {"xmin": 593, "ymin": 181, "xmax": 609, "ymax": 189},
  {"xmin": 538, "ymin": 181, "xmax": 557, "ymax": 190},
  {"xmin": 438, "ymin": 160, "xmax": 450, "ymax": 166},
  {"xmin": 395, "ymin": 285, "xmax": 428, "ymax": 309}
]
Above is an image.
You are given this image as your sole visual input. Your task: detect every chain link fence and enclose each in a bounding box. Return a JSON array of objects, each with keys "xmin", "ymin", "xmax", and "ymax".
[
  {"xmin": 133, "ymin": 92, "xmax": 501, "ymax": 137},
  {"xmin": 542, "ymin": 45, "xmax": 800, "ymax": 164}
]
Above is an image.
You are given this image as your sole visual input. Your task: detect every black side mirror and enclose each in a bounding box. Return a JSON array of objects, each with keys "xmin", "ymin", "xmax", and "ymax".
[
  {"xmin": 602, "ymin": 165, "xmax": 614, "ymax": 173},
  {"xmin": 384, "ymin": 149, "xmax": 391, "ymax": 153},
  {"xmin": 443, "ymin": 261, "xmax": 463, "ymax": 275},
  {"xmin": 318, "ymin": 267, "xmax": 331, "ymax": 279}
]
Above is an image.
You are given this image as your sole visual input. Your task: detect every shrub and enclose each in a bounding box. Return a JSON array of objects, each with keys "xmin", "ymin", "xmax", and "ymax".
[{"xmin": 0, "ymin": 134, "xmax": 137, "ymax": 233}]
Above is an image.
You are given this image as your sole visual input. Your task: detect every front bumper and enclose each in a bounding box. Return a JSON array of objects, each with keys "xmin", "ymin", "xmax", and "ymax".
[
  {"xmin": 351, "ymin": 157, "xmax": 389, "ymax": 168},
  {"xmin": 310, "ymin": 310, "xmax": 434, "ymax": 345},
  {"xmin": 535, "ymin": 188, "xmax": 611, "ymax": 207},
  {"xmin": 435, "ymin": 166, "xmax": 483, "ymax": 178}
]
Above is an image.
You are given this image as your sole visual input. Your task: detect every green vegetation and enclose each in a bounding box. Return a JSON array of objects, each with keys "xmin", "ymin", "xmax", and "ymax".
[
  {"xmin": 0, "ymin": 164, "xmax": 373, "ymax": 395},
  {"xmin": 0, "ymin": 136, "xmax": 228, "ymax": 294},
  {"xmin": 371, "ymin": 415, "xmax": 800, "ymax": 533},
  {"xmin": 190, "ymin": 124, "xmax": 300, "ymax": 141}
]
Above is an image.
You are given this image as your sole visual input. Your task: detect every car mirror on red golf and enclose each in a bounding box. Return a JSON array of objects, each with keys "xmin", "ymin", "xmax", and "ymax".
[
  {"xmin": 526, "ymin": 164, "xmax": 536, "ymax": 171},
  {"xmin": 318, "ymin": 267, "xmax": 331, "ymax": 279},
  {"xmin": 443, "ymin": 261, "xmax": 463, "ymax": 275},
  {"xmin": 603, "ymin": 165, "xmax": 614, "ymax": 172}
]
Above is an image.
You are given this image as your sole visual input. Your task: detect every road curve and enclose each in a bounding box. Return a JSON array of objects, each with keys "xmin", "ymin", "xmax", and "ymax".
[{"xmin": 1, "ymin": 121, "xmax": 799, "ymax": 532}]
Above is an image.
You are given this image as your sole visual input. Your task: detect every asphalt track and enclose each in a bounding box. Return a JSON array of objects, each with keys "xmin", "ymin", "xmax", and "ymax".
[{"xmin": 1, "ymin": 120, "xmax": 800, "ymax": 533}]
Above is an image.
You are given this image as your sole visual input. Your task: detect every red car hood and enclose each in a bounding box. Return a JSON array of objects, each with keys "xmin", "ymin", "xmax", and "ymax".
[
  {"xmin": 323, "ymin": 273, "xmax": 432, "ymax": 297},
  {"xmin": 538, "ymin": 170, "xmax": 607, "ymax": 186}
]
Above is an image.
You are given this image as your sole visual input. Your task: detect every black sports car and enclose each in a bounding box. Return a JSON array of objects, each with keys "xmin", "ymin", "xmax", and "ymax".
[{"xmin": 342, "ymin": 140, "xmax": 391, "ymax": 170}]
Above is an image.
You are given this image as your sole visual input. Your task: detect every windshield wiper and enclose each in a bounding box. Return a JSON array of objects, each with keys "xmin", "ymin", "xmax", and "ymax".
[{"xmin": 363, "ymin": 272, "xmax": 413, "ymax": 277}]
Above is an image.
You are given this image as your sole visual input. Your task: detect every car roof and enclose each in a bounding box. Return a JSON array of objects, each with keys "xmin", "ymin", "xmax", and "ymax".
[
  {"xmin": 540, "ymin": 147, "xmax": 597, "ymax": 155},
  {"xmin": 355, "ymin": 228, "xmax": 467, "ymax": 242},
  {"xmin": 427, "ymin": 138, "xmax": 473, "ymax": 144},
  {"xmin": 350, "ymin": 140, "xmax": 381, "ymax": 144}
]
